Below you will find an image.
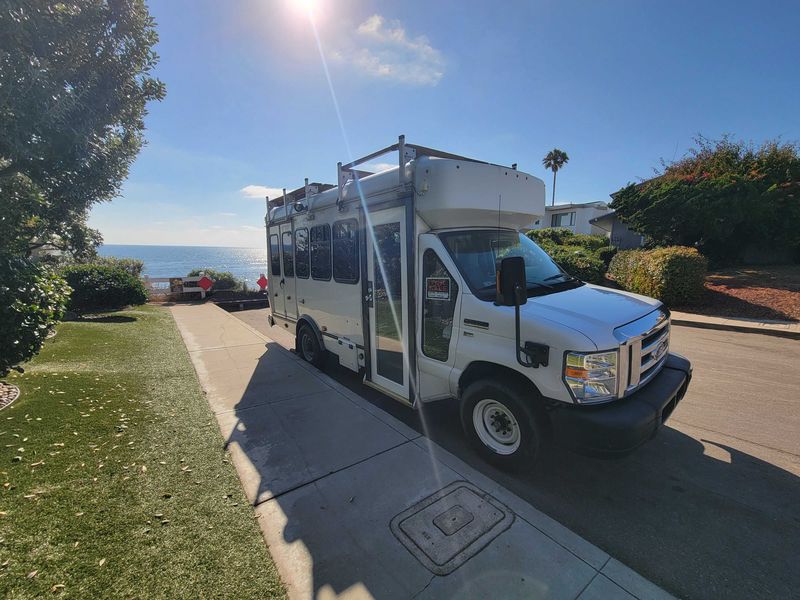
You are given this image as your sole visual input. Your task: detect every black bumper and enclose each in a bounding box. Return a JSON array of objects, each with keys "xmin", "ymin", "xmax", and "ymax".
[{"xmin": 549, "ymin": 353, "xmax": 692, "ymax": 456}]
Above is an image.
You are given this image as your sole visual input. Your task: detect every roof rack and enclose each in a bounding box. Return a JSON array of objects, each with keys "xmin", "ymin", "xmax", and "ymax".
[{"xmin": 335, "ymin": 135, "xmax": 501, "ymax": 210}]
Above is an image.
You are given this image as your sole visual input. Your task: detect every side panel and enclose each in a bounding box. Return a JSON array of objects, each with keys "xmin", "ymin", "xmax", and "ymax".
[{"xmin": 416, "ymin": 234, "xmax": 463, "ymax": 402}]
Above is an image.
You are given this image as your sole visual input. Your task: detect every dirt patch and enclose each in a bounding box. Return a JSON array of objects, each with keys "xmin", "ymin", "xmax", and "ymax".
[{"xmin": 675, "ymin": 265, "xmax": 800, "ymax": 322}]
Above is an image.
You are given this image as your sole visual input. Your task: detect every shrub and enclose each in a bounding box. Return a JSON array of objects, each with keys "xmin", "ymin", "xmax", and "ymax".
[
  {"xmin": 546, "ymin": 245, "xmax": 606, "ymax": 284},
  {"xmin": 528, "ymin": 227, "xmax": 575, "ymax": 246},
  {"xmin": 92, "ymin": 256, "xmax": 144, "ymax": 277},
  {"xmin": 0, "ymin": 255, "xmax": 70, "ymax": 377},
  {"xmin": 596, "ymin": 245, "xmax": 618, "ymax": 268},
  {"xmin": 570, "ymin": 233, "xmax": 610, "ymax": 251},
  {"xmin": 62, "ymin": 264, "xmax": 148, "ymax": 312},
  {"xmin": 187, "ymin": 269, "xmax": 242, "ymax": 291},
  {"xmin": 608, "ymin": 246, "xmax": 708, "ymax": 305},
  {"xmin": 527, "ymin": 228, "xmax": 615, "ymax": 284}
]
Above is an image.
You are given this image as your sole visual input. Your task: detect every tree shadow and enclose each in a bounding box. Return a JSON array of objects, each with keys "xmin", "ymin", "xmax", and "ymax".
[
  {"xmin": 221, "ymin": 345, "xmax": 800, "ymax": 600},
  {"xmin": 73, "ymin": 315, "xmax": 138, "ymax": 323}
]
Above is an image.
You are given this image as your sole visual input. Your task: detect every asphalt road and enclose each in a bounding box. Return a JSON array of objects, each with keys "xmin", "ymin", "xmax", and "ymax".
[{"xmin": 233, "ymin": 309, "xmax": 800, "ymax": 600}]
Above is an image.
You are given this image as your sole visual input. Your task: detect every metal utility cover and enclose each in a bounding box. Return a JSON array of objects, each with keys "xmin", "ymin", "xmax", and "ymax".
[{"xmin": 390, "ymin": 481, "xmax": 514, "ymax": 575}]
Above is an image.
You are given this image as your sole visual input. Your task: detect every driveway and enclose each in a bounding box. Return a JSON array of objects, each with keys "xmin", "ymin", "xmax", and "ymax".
[{"xmin": 233, "ymin": 309, "xmax": 800, "ymax": 600}]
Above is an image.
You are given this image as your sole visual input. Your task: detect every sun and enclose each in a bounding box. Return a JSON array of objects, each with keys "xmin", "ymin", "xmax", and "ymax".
[{"xmin": 289, "ymin": 0, "xmax": 318, "ymax": 15}]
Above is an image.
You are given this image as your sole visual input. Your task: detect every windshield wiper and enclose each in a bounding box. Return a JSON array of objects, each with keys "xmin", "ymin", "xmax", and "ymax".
[{"xmin": 543, "ymin": 272, "xmax": 581, "ymax": 283}]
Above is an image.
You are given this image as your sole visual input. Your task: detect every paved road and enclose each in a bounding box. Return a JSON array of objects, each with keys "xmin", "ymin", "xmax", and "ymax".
[{"xmin": 234, "ymin": 309, "xmax": 800, "ymax": 600}]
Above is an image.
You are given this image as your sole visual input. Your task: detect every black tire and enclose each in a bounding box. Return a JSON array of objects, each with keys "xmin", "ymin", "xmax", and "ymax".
[
  {"xmin": 297, "ymin": 324, "xmax": 325, "ymax": 368},
  {"xmin": 459, "ymin": 379, "xmax": 542, "ymax": 471}
]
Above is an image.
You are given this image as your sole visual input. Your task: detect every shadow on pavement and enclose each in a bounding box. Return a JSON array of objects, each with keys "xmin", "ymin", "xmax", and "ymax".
[{"xmin": 224, "ymin": 344, "xmax": 800, "ymax": 600}]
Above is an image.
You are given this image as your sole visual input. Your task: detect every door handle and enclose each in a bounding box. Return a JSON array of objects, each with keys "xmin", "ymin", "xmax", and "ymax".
[
  {"xmin": 365, "ymin": 281, "xmax": 374, "ymax": 307},
  {"xmin": 279, "ymin": 278, "xmax": 285, "ymax": 288}
]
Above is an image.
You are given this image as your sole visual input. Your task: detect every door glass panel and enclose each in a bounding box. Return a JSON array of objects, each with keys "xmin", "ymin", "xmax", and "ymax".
[
  {"xmin": 422, "ymin": 249, "xmax": 458, "ymax": 361},
  {"xmin": 282, "ymin": 231, "xmax": 294, "ymax": 277},
  {"xmin": 269, "ymin": 234, "xmax": 280, "ymax": 276},
  {"xmin": 373, "ymin": 222, "xmax": 403, "ymax": 384}
]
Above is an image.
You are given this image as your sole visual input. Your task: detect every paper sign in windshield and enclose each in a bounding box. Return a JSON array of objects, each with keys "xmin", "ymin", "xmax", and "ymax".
[{"xmin": 426, "ymin": 277, "xmax": 451, "ymax": 301}]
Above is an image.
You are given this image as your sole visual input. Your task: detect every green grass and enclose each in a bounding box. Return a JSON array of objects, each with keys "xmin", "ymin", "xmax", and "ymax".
[{"xmin": 0, "ymin": 306, "xmax": 285, "ymax": 599}]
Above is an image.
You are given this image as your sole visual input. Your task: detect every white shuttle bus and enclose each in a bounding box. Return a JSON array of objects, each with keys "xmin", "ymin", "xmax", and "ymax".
[{"xmin": 266, "ymin": 137, "xmax": 692, "ymax": 470}]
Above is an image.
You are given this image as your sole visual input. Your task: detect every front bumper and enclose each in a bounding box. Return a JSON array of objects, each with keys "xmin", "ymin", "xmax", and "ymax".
[{"xmin": 549, "ymin": 353, "xmax": 692, "ymax": 456}]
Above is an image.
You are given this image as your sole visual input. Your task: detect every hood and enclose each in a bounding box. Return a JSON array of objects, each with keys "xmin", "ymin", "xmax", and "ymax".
[{"xmin": 521, "ymin": 284, "xmax": 660, "ymax": 342}]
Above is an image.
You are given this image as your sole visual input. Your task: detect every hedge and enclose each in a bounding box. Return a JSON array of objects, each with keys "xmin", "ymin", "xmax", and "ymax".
[
  {"xmin": 0, "ymin": 256, "xmax": 70, "ymax": 376},
  {"xmin": 545, "ymin": 245, "xmax": 607, "ymax": 284},
  {"xmin": 608, "ymin": 246, "xmax": 708, "ymax": 305},
  {"xmin": 92, "ymin": 256, "xmax": 144, "ymax": 277},
  {"xmin": 62, "ymin": 264, "xmax": 148, "ymax": 312},
  {"xmin": 527, "ymin": 228, "xmax": 614, "ymax": 284},
  {"xmin": 187, "ymin": 269, "xmax": 242, "ymax": 291}
]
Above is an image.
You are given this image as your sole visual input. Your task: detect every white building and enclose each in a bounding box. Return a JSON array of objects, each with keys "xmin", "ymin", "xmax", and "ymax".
[{"xmin": 530, "ymin": 201, "xmax": 610, "ymax": 235}]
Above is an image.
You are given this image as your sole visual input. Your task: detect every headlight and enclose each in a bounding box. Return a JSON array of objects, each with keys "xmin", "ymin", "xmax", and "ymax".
[{"xmin": 564, "ymin": 350, "xmax": 618, "ymax": 403}]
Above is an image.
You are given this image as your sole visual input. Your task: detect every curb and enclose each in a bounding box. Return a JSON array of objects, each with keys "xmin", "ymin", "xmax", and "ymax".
[{"xmin": 671, "ymin": 315, "xmax": 800, "ymax": 340}]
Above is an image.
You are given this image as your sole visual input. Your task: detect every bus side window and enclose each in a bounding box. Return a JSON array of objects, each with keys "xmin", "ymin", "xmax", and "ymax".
[
  {"xmin": 311, "ymin": 224, "xmax": 331, "ymax": 281},
  {"xmin": 295, "ymin": 228, "xmax": 309, "ymax": 278},
  {"xmin": 422, "ymin": 249, "xmax": 459, "ymax": 362},
  {"xmin": 333, "ymin": 219, "xmax": 359, "ymax": 284},
  {"xmin": 269, "ymin": 234, "xmax": 281, "ymax": 277},
  {"xmin": 282, "ymin": 230, "xmax": 294, "ymax": 277}
]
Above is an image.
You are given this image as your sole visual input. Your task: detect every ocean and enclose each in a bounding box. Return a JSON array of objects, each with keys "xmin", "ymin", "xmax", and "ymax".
[{"xmin": 98, "ymin": 244, "xmax": 268, "ymax": 287}]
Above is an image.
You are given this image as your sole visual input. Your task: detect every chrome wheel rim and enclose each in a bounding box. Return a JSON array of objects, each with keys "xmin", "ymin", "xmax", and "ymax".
[{"xmin": 473, "ymin": 399, "xmax": 521, "ymax": 455}]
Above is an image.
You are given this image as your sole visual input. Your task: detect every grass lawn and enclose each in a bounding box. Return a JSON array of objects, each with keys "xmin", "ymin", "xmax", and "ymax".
[{"xmin": 0, "ymin": 306, "xmax": 285, "ymax": 599}]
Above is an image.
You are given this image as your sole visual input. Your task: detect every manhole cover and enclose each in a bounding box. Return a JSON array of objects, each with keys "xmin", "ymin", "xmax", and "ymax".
[{"xmin": 390, "ymin": 481, "xmax": 514, "ymax": 575}]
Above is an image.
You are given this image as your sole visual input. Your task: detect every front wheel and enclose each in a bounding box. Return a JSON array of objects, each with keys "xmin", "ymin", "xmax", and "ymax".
[
  {"xmin": 297, "ymin": 324, "xmax": 325, "ymax": 368},
  {"xmin": 460, "ymin": 379, "xmax": 542, "ymax": 471}
]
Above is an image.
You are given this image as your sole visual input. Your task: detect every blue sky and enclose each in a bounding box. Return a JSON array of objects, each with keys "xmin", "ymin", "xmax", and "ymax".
[{"xmin": 89, "ymin": 0, "xmax": 800, "ymax": 247}]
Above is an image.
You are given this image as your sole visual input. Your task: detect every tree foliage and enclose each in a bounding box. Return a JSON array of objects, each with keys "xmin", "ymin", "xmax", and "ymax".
[
  {"xmin": 0, "ymin": 0, "xmax": 165, "ymax": 258},
  {"xmin": 611, "ymin": 137, "xmax": 800, "ymax": 264},
  {"xmin": 0, "ymin": 256, "xmax": 70, "ymax": 377},
  {"xmin": 542, "ymin": 149, "xmax": 569, "ymax": 206},
  {"xmin": 526, "ymin": 228, "xmax": 613, "ymax": 283}
]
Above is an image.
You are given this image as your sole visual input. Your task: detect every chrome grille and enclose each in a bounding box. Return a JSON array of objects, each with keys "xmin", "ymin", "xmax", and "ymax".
[{"xmin": 614, "ymin": 309, "xmax": 670, "ymax": 397}]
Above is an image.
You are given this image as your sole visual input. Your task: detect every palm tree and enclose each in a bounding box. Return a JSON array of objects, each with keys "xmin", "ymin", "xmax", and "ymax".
[{"xmin": 542, "ymin": 149, "xmax": 569, "ymax": 206}]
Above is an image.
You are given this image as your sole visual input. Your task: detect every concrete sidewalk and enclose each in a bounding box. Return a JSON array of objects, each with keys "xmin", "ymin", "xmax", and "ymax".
[
  {"xmin": 671, "ymin": 310, "xmax": 800, "ymax": 339},
  {"xmin": 170, "ymin": 303, "xmax": 673, "ymax": 600}
]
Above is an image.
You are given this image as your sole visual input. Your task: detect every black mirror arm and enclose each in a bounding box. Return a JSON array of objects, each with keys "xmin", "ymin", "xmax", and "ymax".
[{"xmin": 514, "ymin": 283, "xmax": 549, "ymax": 369}]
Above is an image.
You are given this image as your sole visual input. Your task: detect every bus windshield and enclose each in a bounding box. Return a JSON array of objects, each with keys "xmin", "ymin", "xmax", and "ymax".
[{"xmin": 439, "ymin": 229, "xmax": 583, "ymax": 300}]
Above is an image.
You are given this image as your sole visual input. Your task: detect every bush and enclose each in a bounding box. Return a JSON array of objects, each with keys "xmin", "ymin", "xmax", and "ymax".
[
  {"xmin": 527, "ymin": 228, "xmax": 614, "ymax": 284},
  {"xmin": 596, "ymin": 245, "xmax": 618, "ymax": 268},
  {"xmin": 528, "ymin": 227, "xmax": 575, "ymax": 246},
  {"xmin": 0, "ymin": 255, "xmax": 70, "ymax": 377},
  {"xmin": 187, "ymin": 269, "xmax": 242, "ymax": 291},
  {"xmin": 92, "ymin": 256, "xmax": 144, "ymax": 277},
  {"xmin": 62, "ymin": 264, "xmax": 148, "ymax": 312},
  {"xmin": 608, "ymin": 246, "xmax": 708, "ymax": 305},
  {"xmin": 546, "ymin": 245, "xmax": 607, "ymax": 284}
]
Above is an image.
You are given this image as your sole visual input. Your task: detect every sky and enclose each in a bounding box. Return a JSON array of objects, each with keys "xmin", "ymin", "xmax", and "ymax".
[{"xmin": 89, "ymin": 0, "xmax": 800, "ymax": 248}]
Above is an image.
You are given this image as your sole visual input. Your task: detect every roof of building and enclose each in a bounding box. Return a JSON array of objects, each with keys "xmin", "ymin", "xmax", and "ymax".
[{"xmin": 545, "ymin": 201, "xmax": 608, "ymax": 211}]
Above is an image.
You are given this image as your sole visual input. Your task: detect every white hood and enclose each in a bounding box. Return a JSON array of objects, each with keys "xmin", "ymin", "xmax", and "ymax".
[{"xmin": 522, "ymin": 284, "xmax": 661, "ymax": 348}]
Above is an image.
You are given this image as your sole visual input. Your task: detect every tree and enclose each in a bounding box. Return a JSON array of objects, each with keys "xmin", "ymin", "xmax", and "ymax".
[
  {"xmin": 542, "ymin": 149, "xmax": 569, "ymax": 206},
  {"xmin": 610, "ymin": 136, "xmax": 800, "ymax": 265},
  {"xmin": 0, "ymin": 0, "xmax": 166, "ymax": 258}
]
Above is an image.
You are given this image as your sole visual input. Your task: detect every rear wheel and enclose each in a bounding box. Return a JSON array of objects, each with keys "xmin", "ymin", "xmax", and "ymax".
[
  {"xmin": 460, "ymin": 379, "xmax": 542, "ymax": 471},
  {"xmin": 297, "ymin": 324, "xmax": 325, "ymax": 368}
]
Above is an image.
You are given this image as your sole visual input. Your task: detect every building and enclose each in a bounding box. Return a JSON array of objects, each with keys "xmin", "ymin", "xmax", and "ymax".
[
  {"xmin": 589, "ymin": 211, "xmax": 644, "ymax": 249},
  {"xmin": 530, "ymin": 201, "xmax": 611, "ymax": 235}
]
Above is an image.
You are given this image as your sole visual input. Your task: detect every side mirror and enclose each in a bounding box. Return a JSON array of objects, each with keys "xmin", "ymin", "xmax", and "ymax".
[{"xmin": 495, "ymin": 256, "xmax": 527, "ymax": 306}]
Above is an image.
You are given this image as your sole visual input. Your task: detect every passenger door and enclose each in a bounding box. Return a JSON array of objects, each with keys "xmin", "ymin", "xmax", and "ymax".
[
  {"xmin": 366, "ymin": 206, "xmax": 410, "ymax": 401},
  {"xmin": 417, "ymin": 235, "xmax": 462, "ymax": 401},
  {"xmin": 279, "ymin": 223, "xmax": 297, "ymax": 320},
  {"xmin": 268, "ymin": 229, "xmax": 285, "ymax": 317}
]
